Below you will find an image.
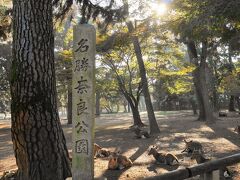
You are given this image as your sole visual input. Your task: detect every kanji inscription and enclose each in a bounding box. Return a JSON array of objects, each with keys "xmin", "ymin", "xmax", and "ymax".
[{"xmin": 72, "ymin": 24, "xmax": 96, "ymax": 180}]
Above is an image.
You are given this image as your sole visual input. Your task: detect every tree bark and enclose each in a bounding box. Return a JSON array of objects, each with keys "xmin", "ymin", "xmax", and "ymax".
[
  {"xmin": 193, "ymin": 69, "xmax": 206, "ymax": 120},
  {"xmin": 190, "ymin": 96, "xmax": 198, "ymax": 115},
  {"xmin": 236, "ymin": 97, "xmax": 240, "ymax": 111},
  {"xmin": 123, "ymin": 99, "xmax": 128, "ymax": 113},
  {"xmin": 67, "ymin": 82, "xmax": 72, "ymax": 124},
  {"xmin": 127, "ymin": 21, "xmax": 160, "ymax": 134},
  {"xmin": 11, "ymin": 1, "xmax": 71, "ymax": 179},
  {"xmin": 198, "ymin": 59, "xmax": 216, "ymax": 123},
  {"xmin": 229, "ymin": 96, "xmax": 236, "ymax": 111},
  {"xmin": 212, "ymin": 85, "xmax": 219, "ymax": 112},
  {"xmin": 129, "ymin": 101, "xmax": 143, "ymax": 126},
  {"xmin": 187, "ymin": 40, "xmax": 216, "ymax": 123},
  {"xmin": 228, "ymin": 51, "xmax": 236, "ymax": 112},
  {"xmin": 120, "ymin": 89, "xmax": 144, "ymax": 126}
]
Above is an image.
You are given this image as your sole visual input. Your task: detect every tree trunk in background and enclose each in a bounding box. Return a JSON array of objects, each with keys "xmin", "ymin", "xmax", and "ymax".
[
  {"xmin": 229, "ymin": 96, "xmax": 235, "ymax": 111},
  {"xmin": 187, "ymin": 40, "xmax": 216, "ymax": 123},
  {"xmin": 11, "ymin": 1, "xmax": 71, "ymax": 179},
  {"xmin": 236, "ymin": 97, "xmax": 240, "ymax": 111},
  {"xmin": 194, "ymin": 69, "xmax": 206, "ymax": 120},
  {"xmin": 207, "ymin": 59, "xmax": 219, "ymax": 112},
  {"xmin": 95, "ymin": 90, "xmax": 100, "ymax": 116},
  {"xmin": 127, "ymin": 21, "xmax": 160, "ymax": 134},
  {"xmin": 228, "ymin": 51, "xmax": 236, "ymax": 112},
  {"xmin": 128, "ymin": 99, "xmax": 144, "ymax": 126},
  {"xmin": 187, "ymin": 43, "xmax": 205, "ymax": 120},
  {"xmin": 190, "ymin": 96, "xmax": 198, "ymax": 115},
  {"xmin": 67, "ymin": 82, "xmax": 72, "ymax": 124},
  {"xmin": 120, "ymin": 89, "xmax": 144, "ymax": 126},
  {"xmin": 198, "ymin": 55, "xmax": 216, "ymax": 123},
  {"xmin": 212, "ymin": 86, "xmax": 219, "ymax": 111},
  {"xmin": 123, "ymin": 99, "xmax": 128, "ymax": 113},
  {"xmin": 128, "ymin": 103, "xmax": 131, "ymax": 112}
]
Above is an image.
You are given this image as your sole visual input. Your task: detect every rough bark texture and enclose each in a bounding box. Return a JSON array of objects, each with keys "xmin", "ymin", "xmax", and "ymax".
[
  {"xmin": 67, "ymin": 82, "xmax": 72, "ymax": 124},
  {"xmin": 190, "ymin": 97, "xmax": 198, "ymax": 115},
  {"xmin": 193, "ymin": 72, "xmax": 206, "ymax": 120},
  {"xmin": 127, "ymin": 21, "xmax": 160, "ymax": 134},
  {"xmin": 212, "ymin": 87, "xmax": 219, "ymax": 112},
  {"xmin": 128, "ymin": 99, "xmax": 144, "ymax": 126},
  {"xmin": 187, "ymin": 40, "xmax": 216, "ymax": 123},
  {"xmin": 229, "ymin": 96, "xmax": 236, "ymax": 111},
  {"xmin": 227, "ymin": 52, "xmax": 236, "ymax": 112},
  {"xmin": 11, "ymin": 1, "xmax": 72, "ymax": 179},
  {"xmin": 236, "ymin": 97, "xmax": 240, "ymax": 111},
  {"xmin": 118, "ymin": 84, "xmax": 144, "ymax": 126}
]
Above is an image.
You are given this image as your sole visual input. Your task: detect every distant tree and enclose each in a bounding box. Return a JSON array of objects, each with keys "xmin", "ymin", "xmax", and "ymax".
[
  {"xmin": 99, "ymin": 40, "xmax": 145, "ymax": 125},
  {"xmin": 0, "ymin": 43, "xmax": 11, "ymax": 114},
  {"xmin": 0, "ymin": 3, "xmax": 11, "ymax": 40},
  {"xmin": 168, "ymin": 0, "xmax": 240, "ymax": 122},
  {"xmin": 119, "ymin": 0, "xmax": 160, "ymax": 133},
  {"xmin": 146, "ymin": 29, "xmax": 194, "ymax": 111},
  {"xmin": 56, "ymin": 50, "xmax": 72, "ymax": 124}
]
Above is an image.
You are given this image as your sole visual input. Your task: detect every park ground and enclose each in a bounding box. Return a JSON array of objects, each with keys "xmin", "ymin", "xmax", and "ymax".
[{"xmin": 0, "ymin": 111, "xmax": 240, "ymax": 179}]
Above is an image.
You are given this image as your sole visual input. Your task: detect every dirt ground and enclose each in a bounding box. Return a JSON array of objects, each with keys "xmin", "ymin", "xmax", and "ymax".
[{"xmin": 1, "ymin": 111, "xmax": 240, "ymax": 180}]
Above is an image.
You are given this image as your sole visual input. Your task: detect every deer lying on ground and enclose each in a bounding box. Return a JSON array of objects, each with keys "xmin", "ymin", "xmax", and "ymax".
[
  {"xmin": 182, "ymin": 139, "xmax": 203, "ymax": 154},
  {"xmin": 94, "ymin": 143, "xmax": 112, "ymax": 158},
  {"xmin": 190, "ymin": 149, "xmax": 210, "ymax": 163},
  {"xmin": 219, "ymin": 111, "xmax": 227, "ymax": 117},
  {"xmin": 131, "ymin": 125, "xmax": 150, "ymax": 139},
  {"xmin": 108, "ymin": 151, "xmax": 133, "ymax": 170},
  {"xmin": 234, "ymin": 125, "xmax": 240, "ymax": 134},
  {"xmin": 148, "ymin": 146, "xmax": 179, "ymax": 166}
]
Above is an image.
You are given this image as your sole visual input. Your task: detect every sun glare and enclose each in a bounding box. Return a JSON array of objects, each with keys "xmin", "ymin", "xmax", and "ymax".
[{"xmin": 150, "ymin": 3, "xmax": 167, "ymax": 16}]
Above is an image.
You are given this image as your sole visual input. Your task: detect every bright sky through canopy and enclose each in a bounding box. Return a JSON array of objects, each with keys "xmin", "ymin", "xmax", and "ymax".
[{"xmin": 150, "ymin": 2, "xmax": 167, "ymax": 15}]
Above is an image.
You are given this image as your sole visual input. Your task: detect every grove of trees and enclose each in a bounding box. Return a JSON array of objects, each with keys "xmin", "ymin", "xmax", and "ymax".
[{"xmin": 0, "ymin": 0, "xmax": 239, "ymax": 179}]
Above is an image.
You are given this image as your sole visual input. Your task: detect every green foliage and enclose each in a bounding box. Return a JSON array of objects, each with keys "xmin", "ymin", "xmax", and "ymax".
[
  {"xmin": 0, "ymin": 4, "xmax": 11, "ymax": 40},
  {"xmin": 219, "ymin": 68, "xmax": 240, "ymax": 94},
  {"xmin": 168, "ymin": 0, "xmax": 240, "ymax": 44}
]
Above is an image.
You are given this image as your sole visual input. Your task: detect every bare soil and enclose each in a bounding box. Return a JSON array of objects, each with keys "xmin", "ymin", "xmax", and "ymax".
[{"xmin": 1, "ymin": 111, "xmax": 240, "ymax": 180}]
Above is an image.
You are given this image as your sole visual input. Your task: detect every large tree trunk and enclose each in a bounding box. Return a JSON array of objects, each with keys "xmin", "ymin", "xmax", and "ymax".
[
  {"xmin": 193, "ymin": 68, "xmax": 206, "ymax": 120},
  {"xmin": 127, "ymin": 21, "xmax": 160, "ymax": 134},
  {"xmin": 67, "ymin": 82, "xmax": 72, "ymax": 124},
  {"xmin": 209, "ymin": 58, "xmax": 219, "ymax": 112},
  {"xmin": 228, "ymin": 51, "xmax": 236, "ymax": 112},
  {"xmin": 236, "ymin": 97, "xmax": 240, "ymax": 111},
  {"xmin": 189, "ymin": 96, "xmax": 198, "ymax": 115},
  {"xmin": 229, "ymin": 96, "xmax": 236, "ymax": 111},
  {"xmin": 187, "ymin": 40, "xmax": 216, "ymax": 123},
  {"xmin": 11, "ymin": 1, "xmax": 71, "ymax": 179},
  {"xmin": 198, "ymin": 59, "xmax": 216, "ymax": 123},
  {"xmin": 212, "ymin": 86, "xmax": 219, "ymax": 112}
]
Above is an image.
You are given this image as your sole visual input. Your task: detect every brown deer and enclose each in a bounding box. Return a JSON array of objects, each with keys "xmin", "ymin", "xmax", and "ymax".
[
  {"xmin": 182, "ymin": 139, "xmax": 203, "ymax": 154},
  {"xmin": 131, "ymin": 125, "xmax": 150, "ymax": 138},
  {"xmin": 94, "ymin": 143, "xmax": 112, "ymax": 158},
  {"xmin": 148, "ymin": 146, "xmax": 179, "ymax": 166},
  {"xmin": 234, "ymin": 125, "xmax": 240, "ymax": 134},
  {"xmin": 190, "ymin": 150, "xmax": 210, "ymax": 164},
  {"xmin": 108, "ymin": 152, "xmax": 133, "ymax": 170}
]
